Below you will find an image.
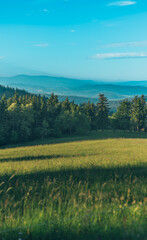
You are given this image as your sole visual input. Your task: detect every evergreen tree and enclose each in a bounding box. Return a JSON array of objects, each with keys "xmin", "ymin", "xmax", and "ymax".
[
  {"xmin": 0, "ymin": 88, "xmax": 146, "ymax": 146},
  {"xmin": 47, "ymin": 93, "xmax": 59, "ymax": 108},
  {"xmin": 131, "ymin": 95, "xmax": 147, "ymax": 131},
  {"xmin": 20, "ymin": 103, "xmax": 34, "ymax": 141},
  {"xmin": 62, "ymin": 97, "xmax": 71, "ymax": 111},
  {"xmin": 96, "ymin": 94, "xmax": 109, "ymax": 130},
  {"xmin": 40, "ymin": 96, "xmax": 47, "ymax": 120},
  {"xmin": 0, "ymin": 95, "xmax": 8, "ymax": 144},
  {"xmin": 84, "ymin": 101, "xmax": 96, "ymax": 130},
  {"xmin": 13, "ymin": 91, "xmax": 19, "ymax": 104},
  {"xmin": 8, "ymin": 102, "xmax": 21, "ymax": 142},
  {"xmin": 113, "ymin": 99, "xmax": 131, "ymax": 130},
  {"xmin": 47, "ymin": 93, "xmax": 61, "ymax": 130},
  {"xmin": 31, "ymin": 95, "xmax": 41, "ymax": 134}
]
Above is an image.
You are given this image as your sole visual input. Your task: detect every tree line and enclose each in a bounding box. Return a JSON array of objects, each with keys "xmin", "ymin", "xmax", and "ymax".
[
  {"xmin": 0, "ymin": 84, "xmax": 29, "ymax": 99},
  {"xmin": 0, "ymin": 92, "xmax": 146, "ymax": 145}
]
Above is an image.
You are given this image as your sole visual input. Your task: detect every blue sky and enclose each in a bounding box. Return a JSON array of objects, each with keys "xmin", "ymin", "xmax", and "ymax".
[{"xmin": 0, "ymin": 0, "xmax": 147, "ymax": 81}]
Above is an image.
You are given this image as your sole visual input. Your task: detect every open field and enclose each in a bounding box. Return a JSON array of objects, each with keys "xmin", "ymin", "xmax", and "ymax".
[{"xmin": 0, "ymin": 131, "xmax": 147, "ymax": 240}]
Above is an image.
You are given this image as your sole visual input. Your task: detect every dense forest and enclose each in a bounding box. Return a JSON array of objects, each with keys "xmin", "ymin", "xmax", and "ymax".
[
  {"xmin": 0, "ymin": 89, "xmax": 146, "ymax": 146},
  {"xmin": 0, "ymin": 84, "xmax": 29, "ymax": 99}
]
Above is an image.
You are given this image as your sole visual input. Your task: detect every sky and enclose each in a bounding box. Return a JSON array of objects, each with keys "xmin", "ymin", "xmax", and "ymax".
[{"xmin": 0, "ymin": 0, "xmax": 147, "ymax": 81}]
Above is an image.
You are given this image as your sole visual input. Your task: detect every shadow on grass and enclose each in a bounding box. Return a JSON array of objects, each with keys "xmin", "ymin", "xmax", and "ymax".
[
  {"xmin": 27, "ymin": 225, "xmax": 146, "ymax": 240},
  {"xmin": 0, "ymin": 153, "xmax": 98, "ymax": 163},
  {"xmin": 0, "ymin": 165, "xmax": 146, "ymax": 240},
  {"xmin": 0, "ymin": 154, "xmax": 65, "ymax": 162},
  {"xmin": 1, "ymin": 130, "xmax": 147, "ymax": 150},
  {"xmin": 1, "ymin": 163, "xmax": 147, "ymax": 185},
  {"xmin": 1, "ymin": 217, "xmax": 146, "ymax": 240}
]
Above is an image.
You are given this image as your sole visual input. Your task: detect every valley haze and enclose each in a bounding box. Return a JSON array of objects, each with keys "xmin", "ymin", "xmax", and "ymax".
[{"xmin": 0, "ymin": 75, "xmax": 147, "ymax": 100}]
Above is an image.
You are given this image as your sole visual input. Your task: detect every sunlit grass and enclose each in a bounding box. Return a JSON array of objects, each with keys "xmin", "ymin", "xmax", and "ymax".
[{"xmin": 0, "ymin": 132, "xmax": 147, "ymax": 240}]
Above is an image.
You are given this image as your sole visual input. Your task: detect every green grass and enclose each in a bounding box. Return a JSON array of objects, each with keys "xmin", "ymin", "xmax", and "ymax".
[{"xmin": 0, "ymin": 131, "xmax": 147, "ymax": 240}]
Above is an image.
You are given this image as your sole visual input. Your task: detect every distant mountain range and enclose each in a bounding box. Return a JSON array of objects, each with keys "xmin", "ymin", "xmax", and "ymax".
[
  {"xmin": 0, "ymin": 75, "xmax": 147, "ymax": 100},
  {"xmin": 118, "ymin": 81, "xmax": 147, "ymax": 87},
  {"xmin": 0, "ymin": 84, "xmax": 120, "ymax": 112}
]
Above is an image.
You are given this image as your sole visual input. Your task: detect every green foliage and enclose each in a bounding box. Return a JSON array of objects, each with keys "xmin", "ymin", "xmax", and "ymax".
[
  {"xmin": 39, "ymin": 119, "xmax": 50, "ymax": 139},
  {"xmin": 54, "ymin": 111, "xmax": 90, "ymax": 136},
  {"xmin": 113, "ymin": 99, "xmax": 132, "ymax": 130},
  {"xmin": 96, "ymin": 94, "xmax": 110, "ymax": 130},
  {"xmin": 62, "ymin": 97, "xmax": 71, "ymax": 111},
  {"xmin": 20, "ymin": 104, "xmax": 34, "ymax": 140},
  {"xmin": 112, "ymin": 96, "xmax": 147, "ymax": 132},
  {"xmin": 0, "ymin": 90, "xmax": 146, "ymax": 146},
  {"xmin": 131, "ymin": 95, "xmax": 147, "ymax": 131},
  {"xmin": 0, "ymin": 84, "xmax": 29, "ymax": 99},
  {"xmin": 83, "ymin": 101, "xmax": 97, "ymax": 130}
]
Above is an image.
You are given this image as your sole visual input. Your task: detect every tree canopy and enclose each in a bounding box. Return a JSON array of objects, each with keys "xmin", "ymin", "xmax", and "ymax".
[{"xmin": 0, "ymin": 91, "xmax": 146, "ymax": 146}]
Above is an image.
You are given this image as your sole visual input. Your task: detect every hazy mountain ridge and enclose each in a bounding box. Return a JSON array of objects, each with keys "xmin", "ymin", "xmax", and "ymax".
[
  {"xmin": 0, "ymin": 75, "xmax": 147, "ymax": 100},
  {"xmin": 117, "ymin": 81, "xmax": 147, "ymax": 87},
  {"xmin": 0, "ymin": 84, "xmax": 120, "ymax": 112},
  {"xmin": 74, "ymin": 83, "xmax": 147, "ymax": 99}
]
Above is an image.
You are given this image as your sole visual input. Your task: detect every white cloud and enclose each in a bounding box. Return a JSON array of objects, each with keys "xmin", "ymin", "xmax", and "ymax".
[
  {"xmin": 41, "ymin": 9, "xmax": 49, "ymax": 12},
  {"xmin": 108, "ymin": 1, "xmax": 137, "ymax": 6},
  {"xmin": 102, "ymin": 41, "xmax": 147, "ymax": 48},
  {"xmin": 33, "ymin": 43, "xmax": 49, "ymax": 47},
  {"xmin": 70, "ymin": 29, "xmax": 76, "ymax": 33},
  {"xmin": 90, "ymin": 52, "xmax": 147, "ymax": 59},
  {"xmin": 71, "ymin": 42, "xmax": 77, "ymax": 46}
]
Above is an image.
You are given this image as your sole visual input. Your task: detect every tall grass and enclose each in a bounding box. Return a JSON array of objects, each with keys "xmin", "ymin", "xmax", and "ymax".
[{"xmin": 0, "ymin": 131, "xmax": 147, "ymax": 240}]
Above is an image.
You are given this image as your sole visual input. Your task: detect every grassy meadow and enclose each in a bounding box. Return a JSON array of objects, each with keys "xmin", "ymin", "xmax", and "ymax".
[{"xmin": 0, "ymin": 131, "xmax": 147, "ymax": 240}]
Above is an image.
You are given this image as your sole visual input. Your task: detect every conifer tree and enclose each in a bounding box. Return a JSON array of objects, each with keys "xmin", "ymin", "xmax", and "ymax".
[
  {"xmin": 13, "ymin": 91, "xmax": 19, "ymax": 104},
  {"xmin": 62, "ymin": 97, "xmax": 71, "ymax": 111},
  {"xmin": 114, "ymin": 99, "xmax": 131, "ymax": 130},
  {"xmin": 85, "ymin": 101, "xmax": 96, "ymax": 130},
  {"xmin": 96, "ymin": 94, "xmax": 109, "ymax": 130},
  {"xmin": 131, "ymin": 95, "xmax": 146, "ymax": 131}
]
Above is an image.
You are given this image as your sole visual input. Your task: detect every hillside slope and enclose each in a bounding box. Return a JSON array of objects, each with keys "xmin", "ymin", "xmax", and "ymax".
[
  {"xmin": 0, "ymin": 84, "xmax": 29, "ymax": 98},
  {"xmin": 0, "ymin": 132, "xmax": 147, "ymax": 240}
]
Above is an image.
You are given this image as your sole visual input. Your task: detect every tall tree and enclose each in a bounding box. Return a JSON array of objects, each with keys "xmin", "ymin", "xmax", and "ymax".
[
  {"xmin": 13, "ymin": 91, "xmax": 19, "ymax": 104},
  {"xmin": 84, "ymin": 101, "xmax": 97, "ymax": 130},
  {"xmin": 131, "ymin": 95, "xmax": 147, "ymax": 131},
  {"xmin": 46, "ymin": 93, "xmax": 61, "ymax": 131},
  {"xmin": 40, "ymin": 96, "xmax": 47, "ymax": 120},
  {"xmin": 96, "ymin": 94, "xmax": 109, "ymax": 130},
  {"xmin": 0, "ymin": 95, "xmax": 8, "ymax": 144},
  {"xmin": 113, "ymin": 99, "xmax": 132, "ymax": 130},
  {"xmin": 62, "ymin": 97, "xmax": 71, "ymax": 111}
]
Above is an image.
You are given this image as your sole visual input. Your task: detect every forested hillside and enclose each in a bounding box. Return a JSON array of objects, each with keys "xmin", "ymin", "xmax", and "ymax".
[
  {"xmin": 0, "ymin": 91, "xmax": 146, "ymax": 146},
  {"xmin": 0, "ymin": 84, "xmax": 29, "ymax": 99}
]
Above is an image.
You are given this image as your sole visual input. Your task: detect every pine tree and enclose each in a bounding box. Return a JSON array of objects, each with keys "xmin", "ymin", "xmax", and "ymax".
[
  {"xmin": 131, "ymin": 95, "xmax": 147, "ymax": 131},
  {"xmin": 47, "ymin": 93, "xmax": 60, "ymax": 129},
  {"xmin": 40, "ymin": 96, "xmax": 47, "ymax": 120},
  {"xmin": 47, "ymin": 93, "xmax": 59, "ymax": 109},
  {"xmin": 0, "ymin": 95, "xmax": 8, "ymax": 144},
  {"xmin": 96, "ymin": 94, "xmax": 109, "ymax": 130},
  {"xmin": 13, "ymin": 91, "xmax": 19, "ymax": 104},
  {"xmin": 62, "ymin": 97, "xmax": 71, "ymax": 111},
  {"xmin": 114, "ymin": 99, "xmax": 131, "ymax": 130},
  {"xmin": 85, "ymin": 101, "xmax": 96, "ymax": 130}
]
